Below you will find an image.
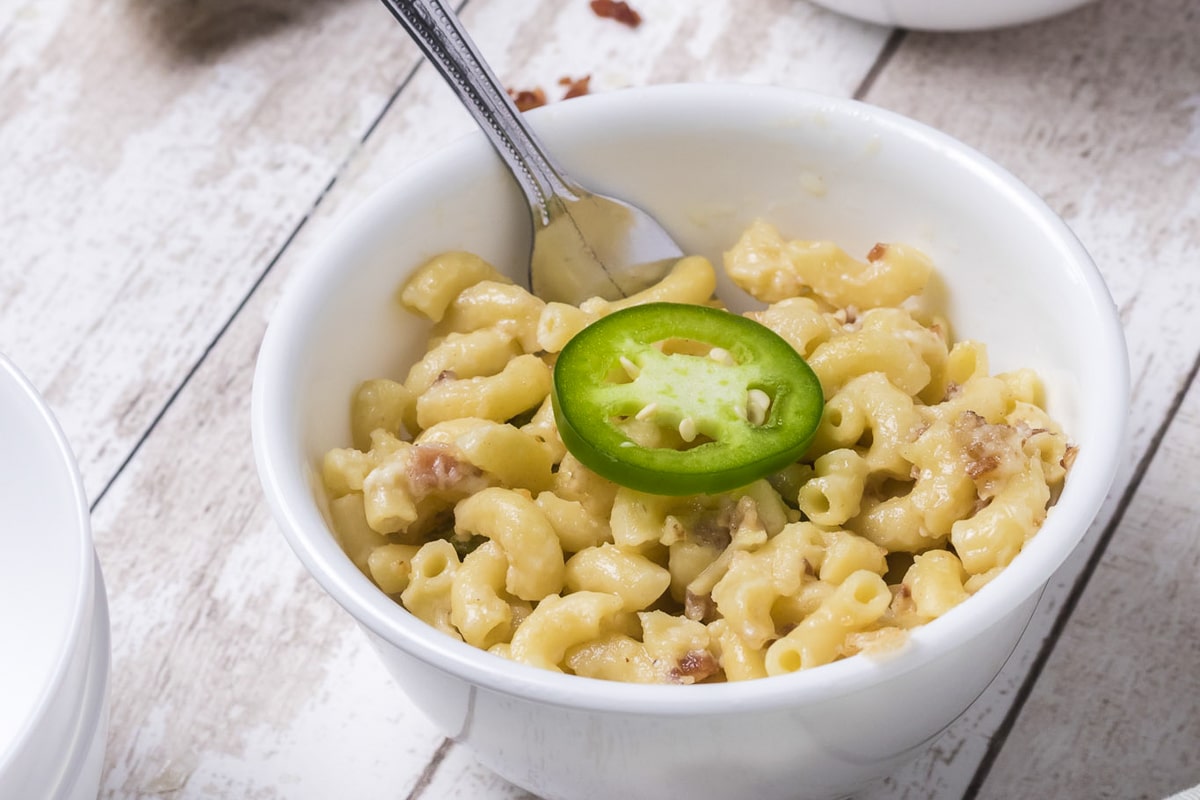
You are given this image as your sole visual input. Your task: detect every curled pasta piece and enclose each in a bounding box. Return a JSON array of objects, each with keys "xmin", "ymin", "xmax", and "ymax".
[
  {"xmin": 361, "ymin": 457, "xmax": 419, "ymax": 535},
  {"xmin": 903, "ymin": 418, "xmax": 978, "ymax": 538},
  {"xmin": 454, "ymin": 487, "xmax": 565, "ymax": 601},
  {"xmin": 944, "ymin": 340, "xmax": 989, "ymax": 387},
  {"xmin": 639, "ymin": 611, "xmax": 717, "ymax": 684},
  {"xmin": 451, "ymin": 541, "xmax": 519, "ymax": 649},
  {"xmin": 723, "ymin": 219, "xmax": 931, "ymax": 308},
  {"xmin": 509, "ymin": 591, "xmax": 624, "ymax": 671},
  {"xmin": 765, "ymin": 570, "xmax": 890, "ymax": 674},
  {"xmin": 418, "ymin": 417, "xmax": 554, "ymax": 493},
  {"xmin": 537, "ymin": 301, "xmax": 598, "ymax": 353},
  {"xmin": 951, "ymin": 459, "xmax": 1050, "ymax": 576},
  {"xmin": 849, "ymin": 412, "xmax": 1030, "ymax": 553},
  {"xmin": 707, "ymin": 618, "xmax": 767, "ymax": 682},
  {"xmin": 797, "ymin": 448, "xmax": 870, "ymax": 527},
  {"xmin": 807, "ymin": 325, "xmax": 932, "ymax": 398},
  {"xmin": 519, "ymin": 396, "xmax": 568, "ymax": 464},
  {"xmin": 367, "ymin": 543, "xmax": 422, "ymax": 595},
  {"xmin": 398, "ymin": 251, "xmax": 510, "ymax": 322},
  {"xmin": 356, "ymin": 434, "xmax": 490, "ymax": 537},
  {"xmin": 817, "ymin": 529, "xmax": 887, "ymax": 585},
  {"xmin": 846, "ymin": 494, "xmax": 933, "ymax": 553},
  {"xmin": 351, "ymin": 378, "xmax": 417, "ymax": 450},
  {"xmin": 434, "ymin": 280, "xmax": 545, "ymax": 352},
  {"xmin": 902, "ymin": 550, "xmax": 969, "ymax": 621},
  {"xmin": 323, "ymin": 427, "xmax": 408, "ymax": 499},
  {"xmin": 746, "ymin": 297, "xmax": 840, "ymax": 359},
  {"xmin": 711, "ymin": 522, "xmax": 824, "ymax": 649},
  {"xmin": 567, "ymin": 613, "xmax": 718, "ymax": 684},
  {"xmin": 807, "ymin": 372, "xmax": 921, "ymax": 479},
  {"xmin": 565, "ymin": 633, "xmax": 659, "ymax": 682},
  {"xmin": 404, "ymin": 328, "xmax": 522, "ymax": 396},
  {"xmin": 604, "ymin": 255, "xmax": 718, "ymax": 311},
  {"xmin": 415, "ymin": 353, "xmax": 550, "ymax": 429},
  {"xmin": 860, "ymin": 308, "xmax": 949, "ymax": 396},
  {"xmin": 1006, "ymin": 401, "xmax": 1072, "ymax": 488},
  {"xmin": 565, "ymin": 543, "xmax": 671, "ymax": 612},
  {"xmin": 328, "ymin": 493, "xmax": 388, "ymax": 574},
  {"xmin": 535, "ymin": 491, "xmax": 613, "ymax": 553},
  {"xmin": 770, "ymin": 579, "xmax": 835, "ymax": 631},
  {"xmin": 552, "ymin": 453, "xmax": 620, "ymax": 521},
  {"xmin": 400, "ymin": 540, "xmax": 462, "ymax": 640},
  {"xmin": 610, "ymin": 487, "xmax": 676, "ymax": 551},
  {"xmin": 924, "ymin": 373, "xmax": 1013, "ymax": 426}
]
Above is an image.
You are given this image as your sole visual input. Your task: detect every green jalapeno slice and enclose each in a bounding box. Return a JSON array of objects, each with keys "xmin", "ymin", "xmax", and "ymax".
[{"xmin": 551, "ymin": 302, "xmax": 824, "ymax": 496}]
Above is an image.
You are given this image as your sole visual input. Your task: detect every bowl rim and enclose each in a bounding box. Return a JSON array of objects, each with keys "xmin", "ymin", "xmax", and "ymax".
[
  {"xmin": 0, "ymin": 354, "xmax": 97, "ymax": 778},
  {"xmin": 252, "ymin": 82, "xmax": 1128, "ymax": 715}
]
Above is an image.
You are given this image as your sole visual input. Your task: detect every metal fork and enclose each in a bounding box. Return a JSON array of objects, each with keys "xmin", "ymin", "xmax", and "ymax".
[{"xmin": 376, "ymin": 0, "xmax": 683, "ymax": 304}]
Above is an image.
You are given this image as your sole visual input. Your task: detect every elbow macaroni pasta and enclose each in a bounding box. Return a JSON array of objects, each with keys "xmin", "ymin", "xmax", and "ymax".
[{"xmin": 321, "ymin": 220, "xmax": 1075, "ymax": 683}]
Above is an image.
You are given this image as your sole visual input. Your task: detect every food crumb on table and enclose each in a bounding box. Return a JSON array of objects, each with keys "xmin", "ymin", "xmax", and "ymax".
[{"xmin": 590, "ymin": 0, "xmax": 642, "ymax": 28}]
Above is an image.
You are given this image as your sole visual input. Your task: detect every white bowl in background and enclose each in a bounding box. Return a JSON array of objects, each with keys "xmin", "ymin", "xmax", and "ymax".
[
  {"xmin": 252, "ymin": 84, "xmax": 1127, "ymax": 800},
  {"xmin": 808, "ymin": 0, "xmax": 1097, "ymax": 30},
  {"xmin": 0, "ymin": 355, "xmax": 110, "ymax": 800}
]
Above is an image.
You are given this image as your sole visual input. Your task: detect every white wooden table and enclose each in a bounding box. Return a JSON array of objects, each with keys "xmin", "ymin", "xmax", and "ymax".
[{"xmin": 4, "ymin": 0, "xmax": 1199, "ymax": 797}]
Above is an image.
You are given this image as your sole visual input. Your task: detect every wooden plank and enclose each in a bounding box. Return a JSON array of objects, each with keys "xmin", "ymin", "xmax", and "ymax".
[
  {"xmin": 852, "ymin": 1, "xmax": 1200, "ymax": 797},
  {"xmin": 89, "ymin": 1, "xmax": 894, "ymax": 797},
  {"xmin": 0, "ymin": 0, "xmax": 421, "ymax": 501}
]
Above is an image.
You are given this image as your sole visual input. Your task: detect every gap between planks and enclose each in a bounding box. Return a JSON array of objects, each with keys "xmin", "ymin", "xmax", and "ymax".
[
  {"xmin": 406, "ymin": 739, "xmax": 456, "ymax": 800},
  {"xmin": 853, "ymin": 28, "xmax": 907, "ymax": 100}
]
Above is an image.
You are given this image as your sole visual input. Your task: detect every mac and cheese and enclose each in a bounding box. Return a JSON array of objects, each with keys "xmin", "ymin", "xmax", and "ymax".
[{"xmin": 320, "ymin": 219, "xmax": 1075, "ymax": 683}]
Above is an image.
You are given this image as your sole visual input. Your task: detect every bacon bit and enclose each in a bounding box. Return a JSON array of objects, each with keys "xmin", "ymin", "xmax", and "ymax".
[
  {"xmin": 434, "ymin": 369, "xmax": 457, "ymax": 384},
  {"xmin": 965, "ymin": 452, "xmax": 1001, "ymax": 480},
  {"xmin": 590, "ymin": 0, "xmax": 642, "ymax": 28},
  {"xmin": 956, "ymin": 411, "xmax": 1006, "ymax": 479},
  {"xmin": 558, "ymin": 74, "xmax": 592, "ymax": 99},
  {"xmin": 690, "ymin": 507, "xmax": 734, "ymax": 551},
  {"xmin": 508, "ymin": 87, "xmax": 547, "ymax": 112},
  {"xmin": 669, "ymin": 649, "xmax": 719, "ymax": 684},
  {"xmin": 867, "ymin": 243, "xmax": 888, "ymax": 262},
  {"xmin": 407, "ymin": 443, "xmax": 481, "ymax": 496}
]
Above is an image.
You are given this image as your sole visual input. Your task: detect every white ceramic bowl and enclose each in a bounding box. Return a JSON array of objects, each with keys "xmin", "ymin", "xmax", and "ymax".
[
  {"xmin": 0, "ymin": 355, "xmax": 110, "ymax": 800},
  {"xmin": 252, "ymin": 84, "xmax": 1127, "ymax": 800},
  {"xmin": 808, "ymin": 0, "xmax": 1096, "ymax": 30}
]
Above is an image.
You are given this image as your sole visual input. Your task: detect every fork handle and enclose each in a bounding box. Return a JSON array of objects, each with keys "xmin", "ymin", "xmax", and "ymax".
[{"xmin": 377, "ymin": 0, "xmax": 580, "ymax": 225}]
